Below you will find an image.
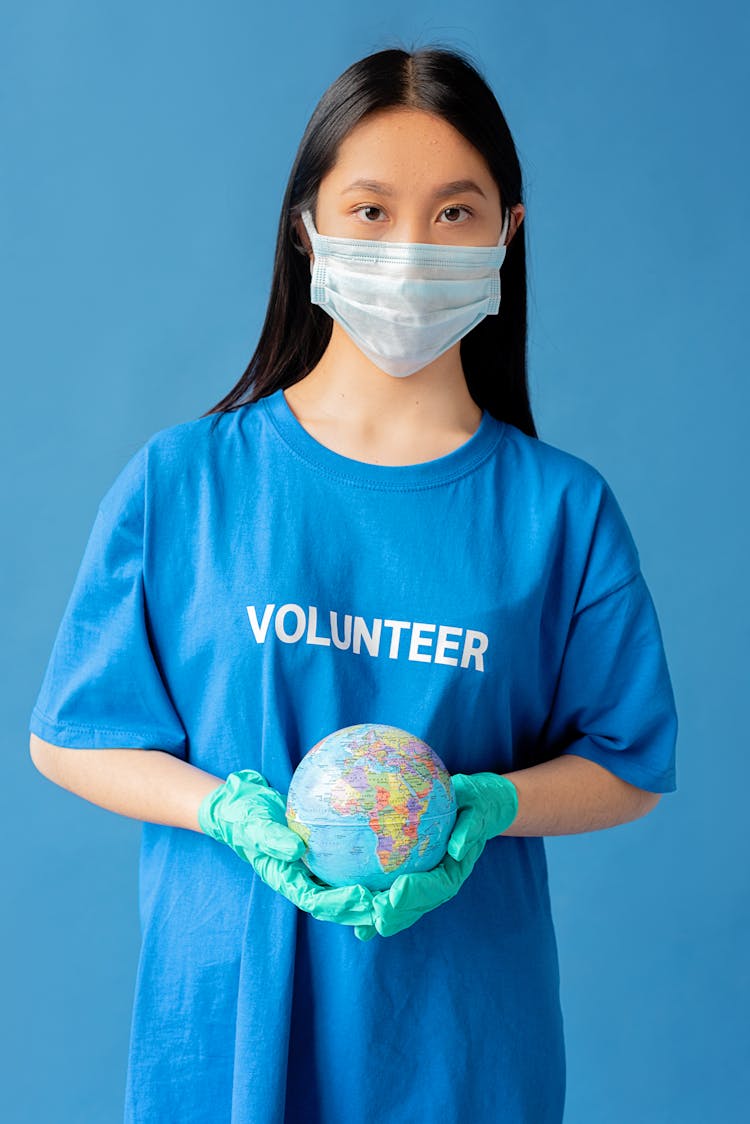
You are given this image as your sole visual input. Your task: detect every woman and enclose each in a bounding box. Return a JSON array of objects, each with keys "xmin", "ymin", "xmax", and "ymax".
[{"xmin": 28, "ymin": 44, "xmax": 678, "ymax": 1124}]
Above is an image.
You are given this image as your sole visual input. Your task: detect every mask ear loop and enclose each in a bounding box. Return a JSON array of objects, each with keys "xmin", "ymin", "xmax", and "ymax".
[
  {"xmin": 499, "ymin": 206, "xmax": 511, "ymax": 247},
  {"xmin": 291, "ymin": 207, "xmax": 319, "ymax": 256},
  {"xmin": 290, "ymin": 217, "xmax": 308, "ymax": 256}
]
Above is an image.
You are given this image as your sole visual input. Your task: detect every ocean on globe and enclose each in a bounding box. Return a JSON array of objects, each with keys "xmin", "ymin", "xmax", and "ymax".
[{"xmin": 285, "ymin": 723, "xmax": 458, "ymax": 891}]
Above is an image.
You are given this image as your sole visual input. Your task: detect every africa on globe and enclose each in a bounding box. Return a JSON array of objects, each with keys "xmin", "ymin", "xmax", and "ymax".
[{"xmin": 285, "ymin": 723, "xmax": 458, "ymax": 891}]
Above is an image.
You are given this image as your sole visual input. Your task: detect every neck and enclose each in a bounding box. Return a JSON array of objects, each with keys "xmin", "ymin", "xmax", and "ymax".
[{"xmin": 287, "ymin": 323, "xmax": 482, "ymax": 437}]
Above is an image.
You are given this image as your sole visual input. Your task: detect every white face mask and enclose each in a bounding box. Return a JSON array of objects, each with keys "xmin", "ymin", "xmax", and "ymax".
[{"xmin": 300, "ymin": 206, "xmax": 511, "ymax": 378}]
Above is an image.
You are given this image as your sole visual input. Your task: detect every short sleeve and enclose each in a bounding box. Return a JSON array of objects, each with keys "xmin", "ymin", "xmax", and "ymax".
[
  {"xmin": 28, "ymin": 442, "xmax": 188, "ymax": 754},
  {"xmin": 542, "ymin": 474, "xmax": 678, "ymax": 793}
]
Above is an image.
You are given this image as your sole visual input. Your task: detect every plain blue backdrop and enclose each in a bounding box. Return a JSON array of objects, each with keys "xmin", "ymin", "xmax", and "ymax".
[{"xmin": 4, "ymin": 1, "xmax": 748, "ymax": 1121}]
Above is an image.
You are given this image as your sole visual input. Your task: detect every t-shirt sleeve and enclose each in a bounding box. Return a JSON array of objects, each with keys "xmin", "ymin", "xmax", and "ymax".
[
  {"xmin": 542, "ymin": 473, "xmax": 678, "ymax": 794},
  {"xmin": 28, "ymin": 441, "xmax": 188, "ymax": 754}
]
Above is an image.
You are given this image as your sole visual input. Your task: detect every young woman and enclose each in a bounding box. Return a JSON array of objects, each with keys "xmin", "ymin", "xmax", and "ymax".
[{"xmin": 28, "ymin": 44, "xmax": 678, "ymax": 1124}]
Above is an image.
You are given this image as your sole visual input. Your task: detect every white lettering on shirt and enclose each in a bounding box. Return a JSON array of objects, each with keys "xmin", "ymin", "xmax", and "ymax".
[{"xmin": 244, "ymin": 603, "xmax": 487, "ymax": 672}]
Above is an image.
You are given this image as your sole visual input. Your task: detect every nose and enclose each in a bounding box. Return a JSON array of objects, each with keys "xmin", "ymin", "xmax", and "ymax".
[{"xmin": 387, "ymin": 222, "xmax": 434, "ymax": 244}]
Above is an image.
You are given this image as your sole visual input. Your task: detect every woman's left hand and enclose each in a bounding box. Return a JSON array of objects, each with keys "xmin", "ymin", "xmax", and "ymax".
[
  {"xmin": 353, "ymin": 836, "xmax": 486, "ymax": 939},
  {"xmin": 353, "ymin": 771, "xmax": 519, "ymax": 940}
]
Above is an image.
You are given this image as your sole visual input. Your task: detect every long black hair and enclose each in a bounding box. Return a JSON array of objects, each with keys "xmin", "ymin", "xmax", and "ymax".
[{"xmin": 201, "ymin": 43, "xmax": 536, "ymax": 439}]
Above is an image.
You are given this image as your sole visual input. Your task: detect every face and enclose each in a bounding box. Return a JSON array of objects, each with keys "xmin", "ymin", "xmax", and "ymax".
[{"xmin": 297, "ymin": 106, "xmax": 524, "ymax": 260}]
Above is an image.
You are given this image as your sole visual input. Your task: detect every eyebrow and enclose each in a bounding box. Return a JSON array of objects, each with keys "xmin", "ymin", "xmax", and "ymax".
[{"xmin": 340, "ymin": 178, "xmax": 487, "ymax": 200}]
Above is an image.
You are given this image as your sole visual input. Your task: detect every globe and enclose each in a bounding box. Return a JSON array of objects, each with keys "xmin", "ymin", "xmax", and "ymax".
[{"xmin": 285, "ymin": 723, "xmax": 458, "ymax": 891}]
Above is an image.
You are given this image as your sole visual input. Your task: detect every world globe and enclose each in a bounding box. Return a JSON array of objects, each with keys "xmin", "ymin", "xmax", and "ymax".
[{"xmin": 285, "ymin": 723, "xmax": 458, "ymax": 891}]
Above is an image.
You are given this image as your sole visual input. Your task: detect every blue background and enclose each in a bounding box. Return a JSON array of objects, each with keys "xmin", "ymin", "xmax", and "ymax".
[{"xmin": 4, "ymin": 2, "xmax": 748, "ymax": 1120}]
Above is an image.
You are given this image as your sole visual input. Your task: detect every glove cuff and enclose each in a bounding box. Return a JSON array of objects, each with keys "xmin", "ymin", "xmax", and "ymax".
[
  {"xmin": 197, "ymin": 782, "xmax": 230, "ymax": 840},
  {"xmin": 482, "ymin": 773, "xmax": 519, "ymax": 836}
]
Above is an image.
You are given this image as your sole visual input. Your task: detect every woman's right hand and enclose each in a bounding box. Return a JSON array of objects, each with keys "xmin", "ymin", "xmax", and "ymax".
[{"xmin": 197, "ymin": 768, "xmax": 377, "ymax": 936}]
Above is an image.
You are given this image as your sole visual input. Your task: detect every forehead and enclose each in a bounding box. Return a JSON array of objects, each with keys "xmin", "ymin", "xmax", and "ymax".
[{"xmin": 325, "ymin": 108, "xmax": 495, "ymax": 194}]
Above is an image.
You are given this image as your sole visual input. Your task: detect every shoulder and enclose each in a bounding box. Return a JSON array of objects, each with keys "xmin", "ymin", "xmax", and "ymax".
[
  {"xmin": 95, "ymin": 404, "xmax": 262, "ymax": 521},
  {"xmin": 143, "ymin": 406, "xmax": 248, "ymax": 465},
  {"xmin": 500, "ymin": 421, "xmax": 641, "ymax": 582},
  {"xmin": 500, "ymin": 420, "xmax": 612, "ymax": 502},
  {"xmin": 143, "ymin": 401, "xmax": 272, "ymax": 485}
]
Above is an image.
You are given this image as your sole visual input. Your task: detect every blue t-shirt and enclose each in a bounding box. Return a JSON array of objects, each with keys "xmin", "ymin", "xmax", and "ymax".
[{"xmin": 29, "ymin": 387, "xmax": 678, "ymax": 1124}]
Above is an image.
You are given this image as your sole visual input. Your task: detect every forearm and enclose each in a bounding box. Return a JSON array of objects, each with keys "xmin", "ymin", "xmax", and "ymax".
[
  {"xmin": 498, "ymin": 752, "xmax": 660, "ymax": 836},
  {"xmin": 30, "ymin": 737, "xmax": 223, "ymax": 833}
]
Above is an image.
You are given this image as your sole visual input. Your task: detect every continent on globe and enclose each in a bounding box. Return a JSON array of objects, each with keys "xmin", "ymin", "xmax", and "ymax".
[{"xmin": 286, "ymin": 723, "xmax": 457, "ymax": 891}]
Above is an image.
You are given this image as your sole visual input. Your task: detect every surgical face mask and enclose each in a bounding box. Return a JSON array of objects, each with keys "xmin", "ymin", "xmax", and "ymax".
[{"xmin": 300, "ymin": 206, "xmax": 511, "ymax": 378}]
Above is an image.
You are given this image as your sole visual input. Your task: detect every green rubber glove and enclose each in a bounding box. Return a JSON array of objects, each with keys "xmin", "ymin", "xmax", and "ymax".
[
  {"xmin": 198, "ymin": 768, "xmax": 377, "ymax": 933},
  {"xmin": 353, "ymin": 772, "xmax": 519, "ymax": 940},
  {"xmin": 444, "ymin": 771, "xmax": 519, "ymax": 861}
]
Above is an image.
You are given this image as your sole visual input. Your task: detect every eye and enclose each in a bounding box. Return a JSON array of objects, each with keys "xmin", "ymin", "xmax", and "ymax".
[
  {"xmin": 351, "ymin": 204, "xmax": 475, "ymax": 225},
  {"xmin": 439, "ymin": 205, "xmax": 474, "ymax": 224},
  {"xmin": 353, "ymin": 205, "xmax": 386, "ymax": 223}
]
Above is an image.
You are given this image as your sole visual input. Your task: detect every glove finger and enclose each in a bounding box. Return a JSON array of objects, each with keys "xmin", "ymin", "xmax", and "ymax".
[
  {"xmin": 388, "ymin": 860, "xmax": 462, "ymax": 910},
  {"xmin": 372, "ymin": 843, "xmax": 486, "ymax": 937},
  {"xmin": 449, "ymin": 773, "xmax": 476, "ymax": 805},
  {"xmin": 252, "ymin": 821, "xmax": 307, "ymax": 862},
  {"xmin": 295, "ymin": 872, "xmax": 375, "ymax": 925},
  {"xmin": 228, "ymin": 800, "xmax": 307, "ymax": 860},
  {"xmin": 371, "ymin": 875, "xmax": 453, "ymax": 935},
  {"xmin": 246, "ymin": 787, "xmax": 295, "ymax": 829},
  {"xmin": 252, "ymin": 853, "xmax": 375, "ymax": 926},
  {"xmin": 231, "ymin": 768, "xmax": 271, "ymax": 789},
  {"xmin": 372, "ymin": 897, "xmax": 441, "ymax": 937},
  {"xmin": 372, "ymin": 897, "xmax": 428, "ymax": 937},
  {"xmin": 445, "ymin": 807, "xmax": 483, "ymax": 861},
  {"xmin": 354, "ymin": 924, "xmax": 378, "ymax": 942}
]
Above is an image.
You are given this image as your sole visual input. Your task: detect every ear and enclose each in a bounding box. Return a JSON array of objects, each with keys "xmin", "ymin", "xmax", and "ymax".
[
  {"xmin": 507, "ymin": 203, "xmax": 525, "ymax": 244},
  {"xmin": 292, "ymin": 217, "xmax": 314, "ymax": 264}
]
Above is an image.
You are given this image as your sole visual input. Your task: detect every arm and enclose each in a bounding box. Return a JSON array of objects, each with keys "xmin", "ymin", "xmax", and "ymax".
[
  {"xmin": 498, "ymin": 752, "xmax": 661, "ymax": 836},
  {"xmin": 358, "ymin": 755, "xmax": 663, "ymax": 940},
  {"xmin": 29, "ymin": 734, "xmax": 379, "ymax": 934},
  {"xmin": 29, "ymin": 733, "xmax": 223, "ymax": 833}
]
